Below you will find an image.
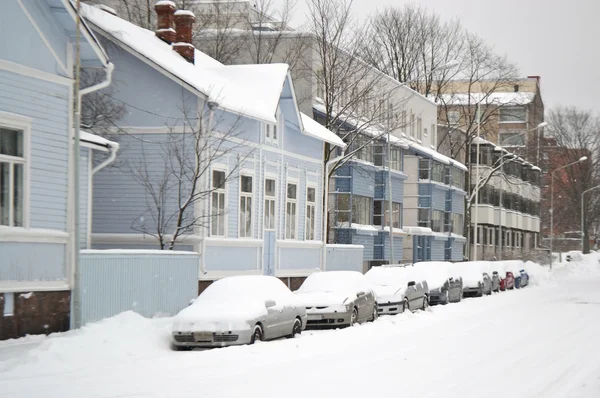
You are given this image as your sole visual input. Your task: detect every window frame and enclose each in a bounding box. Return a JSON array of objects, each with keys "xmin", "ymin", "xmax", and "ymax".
[
  {"xmin": 263, "ymin": 176, "xmax": 277, "ymax": 231},
  {"xmin": 0, "ymin": 112, "xmax": 30, "ymax": 229},
  {"xmin": 210, "ymin": 167, "xmax": 228, "ymax": 237},
  {"xmin": 285, "ymin": 180, "xmax": 299, "ymax": 239},
  {"xmin": 238, "ymin": 173, "xmax": 254, "ymax": 238},
  {"xmin": 499, "ymin": 106, "xmax": 527, "ymax": 123},
  {"xmin": 305, "ymin": 184, "xmax": 317, "ymax": 240}
]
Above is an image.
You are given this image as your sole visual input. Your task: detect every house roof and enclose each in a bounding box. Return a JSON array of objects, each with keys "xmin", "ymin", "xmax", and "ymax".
[
  {"xmin": 81, "ymin": 3, "xmax": 287, "ymax": 124},
  {"xmin": 300, "ymin": 113, "xmax": 346, "ymax": 148},
  {"xmin": 408, "ymin": 141, "xmax": 467, "ymax": 171},
  {"xmin": 438, "ymin": 92, "xmax": 535, "ymax": 106}
]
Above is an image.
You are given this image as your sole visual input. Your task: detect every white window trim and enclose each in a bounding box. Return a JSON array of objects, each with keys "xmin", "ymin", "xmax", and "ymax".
[
  {"xmin": 264, "ymin": 109, "xmax": 283, "ymax": 146},
  {"xmin": 264, "ymin": 174, "xmax": 277, "ymax": 231},
  {"xmin": 209, "ymin": 166, "xmax": 228, "ymax": 238},
  {"xmin": 285, "ymin": 178, "xmax": 299, "ymax": 240},
  {"xmin": 0, "ymin": 112, "xmax": 31, "ymax": 229},
  {"xmin": 238, "ymin": 173, "xmax": 254, "ymax": 239},
  {"xmin": 305, "ymin": 183, "xmax": 318, "ymax": 241}
]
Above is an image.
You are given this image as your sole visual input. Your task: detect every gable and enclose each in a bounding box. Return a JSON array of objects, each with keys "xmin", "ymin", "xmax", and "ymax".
[{"xmin": 0, "ymin": 0, "xmax": 69, "ymax": 76}]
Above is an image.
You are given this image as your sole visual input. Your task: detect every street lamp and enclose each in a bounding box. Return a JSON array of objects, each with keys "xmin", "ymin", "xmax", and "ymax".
[
  {"xmin": 493, "ymin": 121, "xmax": 548, "ymax": 260},
  {"xmin": 581, "ymin": 185, "xmax": 600, "ymax": 252},
  {"xmin": 322, "ymin": 155, "xmax": 345, "ymax": 271},
  {"xmin": 550, "ymin": 156, "xmax": 588, "ymax": 270}
]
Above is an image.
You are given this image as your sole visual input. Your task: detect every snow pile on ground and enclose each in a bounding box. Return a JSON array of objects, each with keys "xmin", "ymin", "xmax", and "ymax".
[
  {"xmin": 554, "ymin": 252, "xmax": 600, "ymax": 279},
  {"xmin": 524, "ymin": 261, "xmax": 552, "ymax": 286},
  {"xmin": 0, "ymin": 311, "xmax": 172, "ymax": 374}
]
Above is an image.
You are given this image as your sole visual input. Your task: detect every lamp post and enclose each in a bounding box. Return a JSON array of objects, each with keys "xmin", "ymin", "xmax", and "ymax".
[
  {"xmin": 581, "ymin": 185, "xmax": 600, "ymax": 252},
  {"xmin": 386, "ymin": 59, "xmax": 459, "ymax": 264},
  {"xmin": 550, "ymin": 156, "xmax": 588, "ymax": 270},
  {"xmin": 493, "ymin": 121, "xmax": 547, "ymax": 260},
  {"xmin": 322, "ymin": 155, "xmax": 345, "ymax": 271}
]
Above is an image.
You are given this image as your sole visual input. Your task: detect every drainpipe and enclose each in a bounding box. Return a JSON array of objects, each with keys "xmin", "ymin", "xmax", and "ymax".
[
  {"xmin": 72, "ymin": 62, "xmax": 114, "ymax": 329},
  {"xmin": 321, "ymin": 155, "xmax": 345, "ymax": 272},
  {"xmin": 92, "ymin": 143, "xmax": 119, "ymax": 175}
]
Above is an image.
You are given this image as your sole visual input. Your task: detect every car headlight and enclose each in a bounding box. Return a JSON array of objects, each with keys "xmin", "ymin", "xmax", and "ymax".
[{"xmin": 344, "ymin": 303, "xmax": 352, "ymax": 312}]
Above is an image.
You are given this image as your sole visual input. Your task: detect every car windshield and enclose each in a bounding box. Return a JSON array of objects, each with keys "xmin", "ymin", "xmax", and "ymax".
[{"xmin": 297, "ymin": 272, "xmax": 366, "ymax": 293}]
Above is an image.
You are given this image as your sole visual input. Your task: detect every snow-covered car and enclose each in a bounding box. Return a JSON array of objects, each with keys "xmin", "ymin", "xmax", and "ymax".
[
  {"xmin": 502, "ymin": 260, "xmax": 525, "ymax": 289},
  {"xmin": 519, "ymin": 269, "xmax": 529, "ymax": 287},
  {"xmin": 487, "ymin": 262, "xmax": 503, "ymax": 293},
  {"xmin": 565, "ymin": 251, "xmax": 583, "ymax": 262},
  {"xmin": 452, "ymin": 261, "xmax": 492, "ymax": 297},
  {"xmin": 172, "ymin": 276, "xmax": 306, "ymax": 349},
  {"xmin": 412, "ymin": 261, "xmax": 463, "ymax": 305},
  {"xmin": 500, "ymin": 271, "xmax": 515, "ymax": 291},
  {"xmin": 295, "ymin": 271, "xmax": 377, "ymax": 328},
  {"xmin": 365, "ymin": 265, "xmax": 429, "ymax": 315}
]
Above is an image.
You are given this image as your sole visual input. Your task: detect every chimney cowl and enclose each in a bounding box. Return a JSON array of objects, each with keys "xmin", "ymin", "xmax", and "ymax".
[
  {"xmin": 155, "ymin": 1, "xmax": 176, "ymax": 44},
  {"xmin": 173, "ymin": 10, "xmax": 196, "ymax": 63}
]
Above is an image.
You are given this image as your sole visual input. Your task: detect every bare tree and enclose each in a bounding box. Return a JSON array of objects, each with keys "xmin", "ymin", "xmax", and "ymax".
[
  {"xmin": 544, "ymin": 106, "xmax": 600, "ymax": 254},
  {"xmin": 130, "ymin": 97, "xmax": 253, "ymax": 249},
  {"xmin": 80, "ymin": 68, "xmax": 126, "ymax": 140}
]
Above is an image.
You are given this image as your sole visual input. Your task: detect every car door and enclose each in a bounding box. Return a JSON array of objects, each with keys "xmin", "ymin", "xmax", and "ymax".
[
  {"xmin": 405, "ymin": 282, "xmax": 418, "ymax": 310},
  {"xmin": 264, "ymin": 299, "xmax": 284, "ymax": 339},
  {"xmin": 355, "ymin": 289, "xmax": 369, "ymax": 321}
]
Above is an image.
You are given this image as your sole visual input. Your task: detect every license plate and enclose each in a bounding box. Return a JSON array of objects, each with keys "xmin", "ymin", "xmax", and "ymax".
[
  {"xmin": 193, "ymin": 332, "xmax": 213, "ymax": 341},
  {"xmin": 307, "ymin": 314, "xmax": 324, "ymax": 321}
]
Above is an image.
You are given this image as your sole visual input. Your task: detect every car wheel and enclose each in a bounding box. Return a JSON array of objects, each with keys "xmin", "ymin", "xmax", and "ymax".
[
  {"xmin": 250, "ymin": 324, "xmax": 263, "ymax": 344},
  {"xmin": 422, "ymin": 295, "xmax": 429, "ymax": 311},
  {"xmin": 369, "ymin": 305, "xmax": 378, "ymax": 322},
  {"xmin": 350, "ymin": 308, "xmax": 358, "ymax": 325},
  {"xmin": 289, "ymin": 318, "xmax": 302, "ymax": 338},
  {"xmin": 403, "ymin": 298, "xmax": 410, "ymax": 313}
]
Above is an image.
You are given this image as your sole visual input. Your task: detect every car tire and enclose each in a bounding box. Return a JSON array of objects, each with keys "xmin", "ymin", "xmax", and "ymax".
[
  {"xmin": 288, "ymin": 318, "xmax": 302, "ymax": 338},
  {"xmin": 369, "ymin": 305, "xmax": 378, "ymax": 322},
  {"xmin": 422, "ymin": 295, "xmax": 429, "ymax": 311},
  {"xmin": 250, "ymin": 324, "xmax": 263, "ymax": 344},
  {"xmin": 403, "ymin": 298, "xmax": 410, "ymax": 313}
]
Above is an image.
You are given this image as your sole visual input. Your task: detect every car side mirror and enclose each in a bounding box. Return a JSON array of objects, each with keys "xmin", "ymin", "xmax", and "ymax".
[
  {"xmin": 265, "ymin": 299, "xmax": 276, "ymax": 308},
  {"xmin": 356, "ymin": 291, "xmax": 366, "ymax": 297},
  {"xmin": 407, "ymin": 281, "xmax": 416, "ymax": 287}
]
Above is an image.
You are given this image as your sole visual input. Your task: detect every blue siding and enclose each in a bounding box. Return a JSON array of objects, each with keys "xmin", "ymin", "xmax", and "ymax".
[
  {"xmin": 431, "ymin": 185, "xmax": 447, "ymax": 211},
  {"xmin": 383, "ymin": 235, "xmax": 404, "ymax": 262},
  {"xmin": 351, "ymin": 164, "xmax": 376, "ymax": 197},
  {"xmin": 204, "ymin": 245, "xmax": 260, "ymax": 271},
  {"xmin": 0, "ymin": 242, "xmax": 66, "ymax": 281},
  {"xmin": 0, "ymin": 70, "xmax": 70, "ymax": 230},
  {"xmin": 451, "ymin": 240, "xmax": 465, "ymax": 261},
  {"xmin": 352, "ymin": 233, "xmax": 374, "ymax": 261},
  {"xmin": 452, "ymin": 191, "xmax": 465, "ymax": 214},
  {"xmin": 418, "ymin": 184, "xmax": 431, "ymax": 208},
  {"xmin": 334, "ymin": 166, "xmax": 352, "ymax": 192},
  {"xmin": 431, "ymin": 240, "xmax": 445, "ymax": 261},
  {"xmin": 77, "ymin": 252, "xmax": 199, "ymax": 326},
  {"xmin": 92, "ymin": 243, "xmax": 194, "ymax": 251},
  {"xmin": 80, "ymin": 149, "xmax": 90, "ymax": 249},
  {"xmin": 0, "ymin": 1, "xmax": 67, "ymax": 76},
  {"xmin": 326, "ymin": 245, "xmax": 363, "ymax": 272}
]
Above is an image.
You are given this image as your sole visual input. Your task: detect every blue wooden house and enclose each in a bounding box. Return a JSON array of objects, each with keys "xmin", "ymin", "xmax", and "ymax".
[
  {"xmin": 81, "ymin": 3, "xmax": 345, "ymax": 291},
  {"xmin": 0, "ymin": 0, "xmax": 117, "ymax": 339}
]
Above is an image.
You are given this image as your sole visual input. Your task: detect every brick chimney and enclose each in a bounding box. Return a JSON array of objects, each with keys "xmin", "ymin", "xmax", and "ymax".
[
  {"xmin": 173, "ymin": 10, "xmax": 196, "ymax": 64},
  {"xmin": 155, "ymin": 1, "xmax": 176, "ymax": 44}
]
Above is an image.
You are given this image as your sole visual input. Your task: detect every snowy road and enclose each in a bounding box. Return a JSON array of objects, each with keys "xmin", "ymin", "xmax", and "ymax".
[{"xmin": 1, "ymin": 264, "xmax": 600, "ymax": 398}]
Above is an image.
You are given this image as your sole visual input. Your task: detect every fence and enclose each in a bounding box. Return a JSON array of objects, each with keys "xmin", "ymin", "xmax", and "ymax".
[
  {"xmin": 326, "ymin": 244, "xmax": 364, "ymax": 272},
  {"xmin": 76, "ymin": 250, "xmax": 199, "ymax": 327}
]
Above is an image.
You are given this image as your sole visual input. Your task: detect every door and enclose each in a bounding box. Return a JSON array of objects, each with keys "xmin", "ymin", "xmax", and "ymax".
[{"xmin": 263, "ymin": 231, "xmax": 276, "ymax": 276}]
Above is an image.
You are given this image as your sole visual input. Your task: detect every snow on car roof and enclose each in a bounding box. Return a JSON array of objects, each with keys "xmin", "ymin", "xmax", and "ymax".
[
  {"xmin": 197, "ymin": 275, "xmax": 292, "ymax": 303},
  {"xmin": 365, "ymin": 266, "xmax": 414, "ymax": 287},
  {"xmin": 297, "ymin": 271, "xmax": 370, "ymax": 293},
  {"xmin": 412, "ymin": 261, "xmax": 454, "ymax": 288}
]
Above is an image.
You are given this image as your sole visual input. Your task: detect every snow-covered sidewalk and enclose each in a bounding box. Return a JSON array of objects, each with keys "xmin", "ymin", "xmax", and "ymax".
[{"xmin": 1, "ymin": 258, "xmax": 600, "ymax": 398}]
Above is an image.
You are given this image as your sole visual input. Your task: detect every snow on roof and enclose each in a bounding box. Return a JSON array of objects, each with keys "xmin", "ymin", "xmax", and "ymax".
[
  {"xmin": 405, "ymin": 226, "xmax": 433, "ymax": 235},
  {"xmin": 81, "ymin": 3, "xmax": 285, "ymax": 124},
  {"xmin": 80, "ymin": 130, "xmax": 119, "ymax": 151},
  {"xmin": 300, "ymin": 113, "xmax": 346, "ymax": 148},
  {"xmin": 173, "ymin": 10, "xmax": 195, "ymax": 17},
  {"xmin": 531, "ymin": 166, "xmax": 541, "ymax": 172},
  {"xmin": 408, "ymin": 141, "xmax": 467, "ymax": 171},
  {"xmin": 439, "ymin": 92, "xmax": 535, "ymax": 106},
  {"xmin": 155, "ymin": 0, "xmax": 176, "ymax": 6}
]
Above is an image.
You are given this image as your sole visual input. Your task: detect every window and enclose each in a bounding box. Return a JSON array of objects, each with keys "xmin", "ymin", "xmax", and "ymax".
[
  {"xmin": 417, "ymin": 117, "xmax": 422, "ymax": 141},
  {"xmin": 210, "ymin": 170, "xmax": 226, "ymax": 236},
  {"xmin": 431, "ymin": 124, "xmax": 437, "ymax": 145},
  {"xmin": 387, "ymin": 100, "xmax": 394, "ymax": 129},
  {"xmin": 351, "ymin": 195, "xmax": 372, "ymax": 225},
  {"xmin": 499, "ymin": 106, "xmax": 526, "ymax": 123},
  {"xmin": 335, "ymin": 193, "xmax": 350, "ymax": 224},
  {"xmin": 373, "ymin": 144, "xmax": 385, "ymax": 167},
  {"xmin": 306, "ymin": 187, "xmax": 316, "ymax": 240},
  {"xmin": 452, "ymin": 213, "xmax": 464, "ymax": 235},
  {"xmin": 352, "ymin": 134, "xmax": 373, "ymax": 163},
  {"xmin": 286, "ymin": 183, "xmax": 297, "ymax": 239},
  {"xmin": 499, "ymin": 131, "xmax": 526, "ymax": 146},
  {"xmin": 390, "ymin": 148, "xmax": 402, "ymax": 171},
  {"xmin": 451, "ymin": 168, "xmax": 464, "ymax": 190},
  {"xmin": 431, "ymin": 209, "xmax": 444, "ymax": 232},
  {"xmin": 373, "ymin": 200, "xmax": 384, "ymax": 226},
  {"xmin": 384, "ymin": 202, "xmax": 402, "ymax": 228},
  {"xmin": 401, "ymin": 110, "xmax": 407, "ymax": 131},
  {"xmin": 316, "ymin": 68, "xmax": 324, "ymax": 99},
  {"xmin": 410, "ymin": 114, "xmax": 415, "ymax": 137},
  {"xmin": 264, "ymin": 110, "xmax": 281, "ymax": 145},
  {"xmin": 264, "ymin": 178, "xmax": 276, "ymax": 230},
  {"xmin": 239, "ymin": 175, "xmax": 253, "ymax": 238},
  {"xmin": 418, "ymin": 208, "xmax": 430, "ymax": 227},
  {"xmin": 0, "ymin": 127, "xmax": 25, "ymax": 227},
  {"xmin": 3, "ymin": 292, "xmax": 14, "ymax": 316},
  {"xmin": 431, "ymin": 161, "xmax": 445, "ymax": 183},
  {"xmin": 419, "ymin": 158, "xmax": 430, "ymax": 180}
]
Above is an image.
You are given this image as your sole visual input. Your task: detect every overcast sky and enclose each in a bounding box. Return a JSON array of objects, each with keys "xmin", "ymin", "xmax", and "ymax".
[{"xmin": 288, "ymin": 0, "xmax": 600, "ymax": 114}]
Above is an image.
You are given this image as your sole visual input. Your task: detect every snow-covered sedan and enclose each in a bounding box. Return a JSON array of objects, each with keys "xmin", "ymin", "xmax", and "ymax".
[
  {"xmin": 295, "ymin": 271, "xmax": 377, "ymax": 328},
  {"xmin": 172, "ymin": 276, "xmax": 306, "ymax": 349},
  {"xmin": 453, "ymin": 261, "xmax": 493, "ymax": 297},
  {"xmin": 365, "ymin": 265, "xmax": 429, "ymax": 315},
  {"xmin": 412, "ymin": 261, "xmax": 463, "ymax": 305}
]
